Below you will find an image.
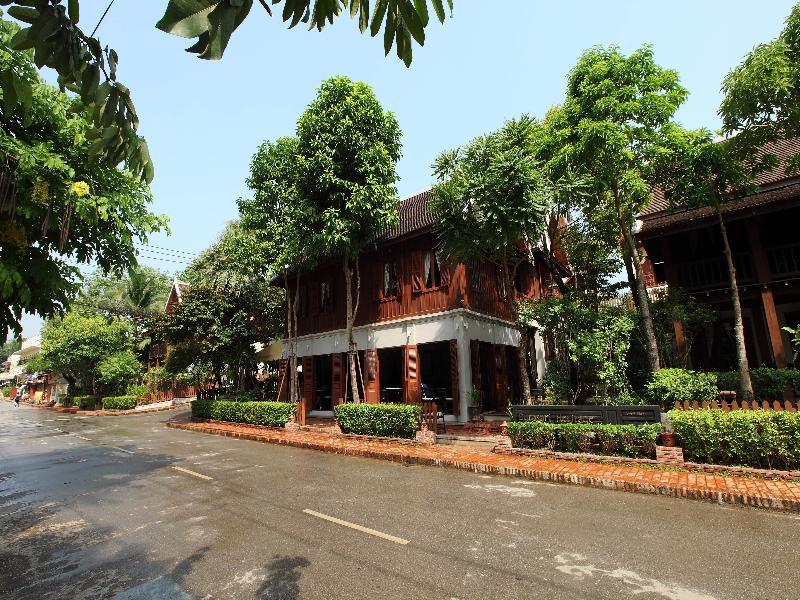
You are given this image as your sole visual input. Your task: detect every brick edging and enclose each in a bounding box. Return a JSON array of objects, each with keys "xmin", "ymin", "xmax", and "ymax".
[
  {"xmin": 496, "ymin": 445, "xmax": 800, "ymax": 481},
  {"xmin": 165, "ymin": 420, "xmax": 800, "ymax": 512},
  {"xmin": 31, "ymin": 402, "xmax": 191, "ymax": 417}
]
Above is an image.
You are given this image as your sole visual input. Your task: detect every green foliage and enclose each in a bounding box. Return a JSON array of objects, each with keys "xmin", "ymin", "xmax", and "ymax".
[
  {"xmin": 715, "ymin": 367, "xmax": 800, "ymax": 401},
  {"xmin": 78, "ymin": 266, "xmax": 172, "ymax": 320},
  {"xmin": 506, "ymin": 421, "xmax": 661, "ymax": 459},
  {"xmin": 522, "ymin": 296, "xmax": 636, "ymax": 402},
  {"xmin": 126, "ymin": 383, "xmax": 148, "ymax": 399},
  {"xmin": 0, "ymin": 336, "xmax": 20, "ymax": 363},
  {"xmin": 1, "ymin": 384, "xmax": 12, "ymax": 397},
  {"xmin": 71, "ymin": 394, "xmax": 97, "ymax": 410},
  {"xmin": 101, "ymin": 395, "xmax": 137, "ymax": 410},
  {"xmin": 191, "ymin": 398, "xmax": 296, "ymax": 427},
  {"xmin": 334, "ymin": 403, "xmax": 422, "ymax": 439},
  {"xmin": 669, "ymin": 409, "xmax": 800, "ymax": 470},
  {"xmin": 97, "ymin": 350, "xmax": 142, "ymax": 395},
  {"xmin": 297, "ymin": 76, "xmax": 401, "ymax": 261},
  {"xmin": 57, "ymin": 395, "xmax": 72, "ymax": 407},
  {"xmin": 156, "ymin": 0, "xmax": 453, "ymax": 65},
  {"xmin": 431, "ymin": 116, "xmax": 547, "ymax": 269},
  {"xmin": 720, "ymin": 3, "xmax": 800, "ymax": 172},
  {"xmin": 233, "ymin": 389, "xmax": 262, "ymax": 402},
  {"xmin": 0, "ymin": 14, "xmax": 167, "ymax": 341},
  {"xmin": 0, "ymin": 5, "xmax": 152, "ymax": 179},
  {"xmin": 38, "ymin": 313, "xmax": 132, "ymax": 394},
  {"xmin": 648, "ymin": 290, "xmax": 715, "ymax": 369},
  {"xmin": 784, "ymin": 325, "xmax": 800, "ymax": 361},
  {"xmin": 646, "ymin": 368, "xmax": 717, "ymax": 410}
]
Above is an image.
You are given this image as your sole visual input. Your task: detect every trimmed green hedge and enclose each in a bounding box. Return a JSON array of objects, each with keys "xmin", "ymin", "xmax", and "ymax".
[
  {"xmin": 669, "ymin": 409, "xmax": 800, "ymax": 470},
  {"xmin": 715, "ymin": 367, "xmax": 800, "ymax": 400},
  {"xmin": 192, "ymin": 399, "xmax": 296, "ymax": 427},
  {"xmin": 58, "ymin": 396, "xmax": 73, "ymax": 407},
  {"xmin": 72, "ymin": 395, "xmax": 98, "ymax": 410},
  {"xmin": 507, "ymin": 421, "xmax": 662, "ymax": 459},
  {"xmin": 102, "ymin": 395, "xmax": 137, "ymax": 410},
  {"xmin": 335, "ymin": 403, "xmax": 422, "ymax": 439},
  {"xmin": 646, "ymin": 368, "xmax": 718, "ymax": 410}
]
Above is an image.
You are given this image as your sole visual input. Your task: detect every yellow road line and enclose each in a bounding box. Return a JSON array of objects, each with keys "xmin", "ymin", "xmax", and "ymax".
[
  {"xmin": 171, "ymin": 466, "xmax": 212, "ymax": 481},
  {"xmin": 303, "ymin": 509, "xmax": 409, "ymax": 545}
]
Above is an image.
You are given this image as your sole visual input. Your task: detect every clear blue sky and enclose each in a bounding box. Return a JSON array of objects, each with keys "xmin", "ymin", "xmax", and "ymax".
[{"xmin": 19, "ymin": 0, "xmax": 797, "ymax": 336}]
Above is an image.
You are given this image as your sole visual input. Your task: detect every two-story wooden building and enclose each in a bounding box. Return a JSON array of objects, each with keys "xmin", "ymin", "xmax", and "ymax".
[
  {"xmin": 637, "ymin": 139, "xmax": 800, "ymax": 371},
  {"xmin": 278, "ymin": 190, "xmax": 555, "ymax": 423}
]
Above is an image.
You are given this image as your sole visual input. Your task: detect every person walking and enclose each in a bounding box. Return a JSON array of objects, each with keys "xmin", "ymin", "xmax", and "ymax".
[{"xmin": 13, "ymin": 391, "xmax": 20, "ymax": 407}]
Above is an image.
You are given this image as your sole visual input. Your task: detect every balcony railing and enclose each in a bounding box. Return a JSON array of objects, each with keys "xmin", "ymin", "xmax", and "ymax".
[
  {"xmin": 766, "ymin": 243, "xmax": 800, "ymax": 277},
  {"xmin": 675, "ymin": 254, "xmax": 754, "ymax": 290}
]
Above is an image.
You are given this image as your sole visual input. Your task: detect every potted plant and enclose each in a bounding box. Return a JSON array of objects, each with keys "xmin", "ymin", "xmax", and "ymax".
[{"xmin": 468, "ymin": 387, "xmax": 483, "ymax": 422}]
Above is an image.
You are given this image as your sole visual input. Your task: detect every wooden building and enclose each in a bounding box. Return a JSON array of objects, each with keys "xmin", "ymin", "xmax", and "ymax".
[
  {"xmin": 637, "ymin": 139, "xmax": 800, "ymax": 371},
  {"xmin": 278, "ymin": 190, "xmax": 555, "ymax": 423}
]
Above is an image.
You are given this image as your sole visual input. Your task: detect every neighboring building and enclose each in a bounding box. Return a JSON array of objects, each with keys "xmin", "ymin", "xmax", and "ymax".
[
  {"xmin": 637, "ymin": 138, "xmax": 800, "ymax": 371},
  {"xmin": 278, "ymin": 190, "xmax": 558, "ymax": 423}
]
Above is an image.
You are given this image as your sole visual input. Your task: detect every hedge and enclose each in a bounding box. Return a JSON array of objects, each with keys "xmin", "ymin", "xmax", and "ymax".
[
  {"xmin": 335, "ymin": 403, "xmax": 422, "ymax": 439},
  {"xmin": 507, "ymin": 421, "xmax": 661, "ymax": 459},
  {"xmin": 102, "ymin": 395, "xmax": 137, "ymax": 410},
  {"xmin": 58, "ymin": 396, "xmax": 73, "ymax": 407},
  {"xmin": 192, "ymin": 399, "xmax": 296, "ymax": 427},
  {"xmin": 715, "ymin": 367, "xmax": 800, "ymax": 401},
  {"xmin": 71, "ymin": 395, "xmax": 98, "ymax": 410},
  {"xmin": 646, "ymin": 368, "xmax": 717, "ymax": 410},
  {"xmin": 669, "ymin": 409, "xmax": 800, "ymax": 470}
]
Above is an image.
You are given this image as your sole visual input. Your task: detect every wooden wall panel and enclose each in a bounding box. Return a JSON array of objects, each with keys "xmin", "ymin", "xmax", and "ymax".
[
  {"xmin": 331, "ymin": 352, "xmax": 344, "ymax": 407},
  {"xmin": 277, "ymin": 359, "xmax": 288, "ymax": 403},
  {"xmin": 364, "ymin": 349, "xmax": 379, "ymax": 403},
  {"xmin": 300, "ymin": 356, "xmax": 314, "ymax": 424},
  {"xmin": 449, "ymin": 339, "xmax": 460, "ymax": 416},
  {"xmin": 404, "ymin": 344, "xmax": 420, "ymax": 405}
]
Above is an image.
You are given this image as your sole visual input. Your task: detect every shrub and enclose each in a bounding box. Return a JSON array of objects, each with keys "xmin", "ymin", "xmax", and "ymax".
[
  {"xmin": 71, "ymin": 395, "xmax": 98, "ymax": 410},
  {"xmin": 646, "ymin": 368, "xmax": 717, "ymax": 410},
  {"xmin": 126, "ymin": 384, "xmax": 148, "ymax": 400},
  {"xmin": 335, "ymin": 403, "xmax": 422, "ymax": 439},
  {"xmin": 715, "ymin": 367, "xmax": 800, "ymax": 400},
  {"xmin": 1, "ymin": 385, "xmax": 12, "ymax": 397},
  {"xmin": 234, "ymin": 389, "xmax": 262, "ymax": 402},
  {"xmin": 58, "ymin": 396, "xmax": 73, "ymax": 407},
  {"xmin": 507, "ymin": 421, "xmax": 661, "ymax": 459},
  {"xmin": 715, "ymin": 371, "xmax": 740, "ymax": 393},
  {"xmin": 192, "ymin": 399, "xmax": 296, "ymax": 427},
  {"xmin": 102, "ymin": 395, "xmax": 137, "ymax": 410},
  {"xmin": 98, "ymin": 351, "xmax": 143, "ymax": 394},
  {"xmin": 669, "ymin": 409, "xmax": 800, "ymax": 470}
]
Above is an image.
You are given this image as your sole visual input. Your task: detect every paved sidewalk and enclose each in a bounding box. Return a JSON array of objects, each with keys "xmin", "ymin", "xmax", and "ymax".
[{"xmin": 167, "ymin": 416, "xmax": 800, "ymax": 512}]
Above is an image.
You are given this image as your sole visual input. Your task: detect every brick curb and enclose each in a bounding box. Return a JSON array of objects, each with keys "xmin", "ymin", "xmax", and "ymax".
[
  {"xmin": 28, "ymin": 402, "xmax": 191, "ymax": 417},
  {"xmin": 165, "ymin": 419, "xmax": 800, "ymax": 512}
]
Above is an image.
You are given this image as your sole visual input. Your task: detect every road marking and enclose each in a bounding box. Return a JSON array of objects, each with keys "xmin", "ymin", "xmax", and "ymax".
[
  {"xmin": 171, "ymin": 466, "xmax": 212, "ymax": 481},
  {"xmin": 111, "ymin": 447, "xmax": 135, "ymax": 455},
  {"xmin": 56, "ymin": 417, "xmax": 70, "ymax": 421},
  {"xmin": 302, "ymin": 509, "xmax": 409, "ymax": 545},
  {"xmin": 74, "ymin": 435, "xmax": 91, "ymax": 441}
]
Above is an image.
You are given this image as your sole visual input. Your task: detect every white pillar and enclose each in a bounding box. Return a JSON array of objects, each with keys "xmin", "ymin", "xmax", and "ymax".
[
  {"xmin": 456, "ymin": 316, "xmax": 472, "ymax": 423},
  {"xmin": 533, "ymin": 326, "xmax": 546, "ymax": 388}
]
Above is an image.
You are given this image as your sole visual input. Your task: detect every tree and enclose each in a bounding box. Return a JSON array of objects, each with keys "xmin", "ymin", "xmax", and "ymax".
[
  {"xmin": 38, "ymin": 312, "xmax": 131, "ymax": 394},
  {"xmin": 79, "ymin": 266, "xmax": 172, "ymax": 319},
  {"xmin": 656, "ymin": 127, "xmax": 758, "ymax": 399},
  {"xmin": 239, "ymin": 136, "xmax": 310, "ymax": 404},
  {"xmin": 0, "ymin": 335, "xmax": 20, "ymax": 363},
  {"xmin": 295, "ymin": 76, "xmax": 401, "ymax": 403},
  {"xmin": 551, "ymin": 45, "xmax": 688, "ymax": 374},
  {"xmin": 0, "ymin": 14, "xmax": 168, "ymax": 341},
  {"xmin": 431, "ymin": 116, "xmax": 547, "ymax": 404},
  {"xmin": 97, "ymin": 350, "xmax": 142, "ymax": 394},
  {"xmin": 720, "ymin": 2, "xmax": 800, "ymax": 172}
]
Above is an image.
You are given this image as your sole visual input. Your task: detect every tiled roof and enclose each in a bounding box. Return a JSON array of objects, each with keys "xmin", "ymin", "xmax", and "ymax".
[
  {"xmin": 378, "ymin": 189, "xmax": 435, "ymax": 241},
  {"xmin": 639, "ymin": 138, "xmax": 800, "ymax": 231}
]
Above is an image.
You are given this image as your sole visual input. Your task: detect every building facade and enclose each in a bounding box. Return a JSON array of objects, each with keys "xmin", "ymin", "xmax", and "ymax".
[
  {"xmin": 278, "ymin": 191, "xmax": 555, "ymax": 423},
  {"xmin": 637, "ymin": 139, "xmax": 800, "ymax": 371}
]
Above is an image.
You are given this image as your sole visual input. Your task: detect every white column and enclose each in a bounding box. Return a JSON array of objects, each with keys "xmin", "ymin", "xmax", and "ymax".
[
  {"xmin": 456, "ymin": 316, "xmax": 472, "ymax": 423},
  {"xmin": 533, "ymin": 326, "xmax": 546, "ymax": 388}
]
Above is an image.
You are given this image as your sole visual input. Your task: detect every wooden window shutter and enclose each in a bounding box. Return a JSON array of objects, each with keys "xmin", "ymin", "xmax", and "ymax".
[
  {"xmin": 440, "ymin": 256, "xmax": 451, "ymax": 286},
  {"xmin": 411, "ymin": 251, "xmax": 423, "ymax": 292},
  {"xmin": 449, "ymin": 340, "xmax": 460, "ymax": 416}
]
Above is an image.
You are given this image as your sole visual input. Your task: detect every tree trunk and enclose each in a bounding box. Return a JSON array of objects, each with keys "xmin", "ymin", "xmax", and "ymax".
[
  {"xmin": 538, "ymin": 230, "xmax": 569, "ymax": 295},
  {"xmin": 613, "ymin": 189, "xmax": 660, "ymax": 373},
  {"xmin": 620, "ymin": 240, "xmax": 640, "ymax": 309},
  {"xmin": 344, "ymin": 255, "xmax": 360, "ymax": 403},
  {"xmin": 502, "ymin": 247, "xmax": 533, "ymax": 405},
  {"xmin": 716, "ymin": 207, "xmax": 754, "ymax": 400},
  {"xmin": 291, "ymin": 270, "xmax": 301, "ymax": 404}
]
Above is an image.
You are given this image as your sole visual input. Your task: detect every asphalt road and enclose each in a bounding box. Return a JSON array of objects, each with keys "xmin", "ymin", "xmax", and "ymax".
[{"xmin": 0, "ymin": 402, "xmax": 798, "ymax": 600}]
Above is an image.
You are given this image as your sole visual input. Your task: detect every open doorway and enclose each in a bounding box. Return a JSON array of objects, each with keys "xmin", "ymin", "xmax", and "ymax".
[
  {"xmin": 419, "ymin": 341, "xmax": 454, "ymax": 414},
  {"xmin": 313, "ymin": 355, "xmax": 332, "ymax": 411},
  {"xmin": 378, "ymin": 347, "xmax": 404, "ymax": 403}
]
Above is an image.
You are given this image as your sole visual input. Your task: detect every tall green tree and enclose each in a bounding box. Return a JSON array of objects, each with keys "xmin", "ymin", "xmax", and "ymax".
[
  {"xmin": 431, "ymin": 116, "xmax": 547, "ymax": 404},
  {"xmin": 0, "ymin": 14, "xmax": 167, "ymax": 341},
  {"xmin": 239, "ymin": 136, "xmax": 310, "ymax": 404},
  {"xmin": 656, "ymin": 127, "xmax": 758, "ymax": 399},
  {"xmin": 720, "ymin": 2, "xmax": 800, "ymax": 171},
  {"xmin": 79, "ymin": 266, "xmax": 172, "ymax": 320},
  {"xmin": 38, "ymin": 312, "xmax": 132, "ymax": 394},
  {"xmin": 295, "ymin": 76, "xmax": 401, "ymax": 403},
  {"xmin": 550, "ymin": 45, "xmax": 688, "ymax": 374}
]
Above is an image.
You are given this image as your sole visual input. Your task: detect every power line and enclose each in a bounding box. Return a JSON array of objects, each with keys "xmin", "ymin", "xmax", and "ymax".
[
  {"xmin": 90, "ymin": 0, "xmax": 117, "ymax": 38},
  {"xmin": 135, "ymin": 243, "xmax": 197, "ymax": 259}
]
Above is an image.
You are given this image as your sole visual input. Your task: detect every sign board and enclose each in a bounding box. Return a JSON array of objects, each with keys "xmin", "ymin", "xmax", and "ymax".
[{"xmin": 510, "ymin": 404, "xmax": 661, "ymax": 425}]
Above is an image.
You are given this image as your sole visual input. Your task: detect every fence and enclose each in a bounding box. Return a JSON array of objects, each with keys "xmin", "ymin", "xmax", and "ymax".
[
  {"xmin": 673, "ymin": 399, "xmax": 799, "ymax": 412},
  {"xmin": 140, "ymin": 386, "xmax": 197, "ymax": 406}
]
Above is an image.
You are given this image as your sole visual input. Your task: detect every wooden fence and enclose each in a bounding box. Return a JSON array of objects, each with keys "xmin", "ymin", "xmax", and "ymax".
[
  {"xmin": 421, "ymin": 400, "xmax": 440, "ymax": 432},
  {"xmin": 140, "ymin": 386, "xmax": 197, "ymax": 406},
  {"xmin": 673, "ymin": 399, "xmax": 799, "ymax": 412}
]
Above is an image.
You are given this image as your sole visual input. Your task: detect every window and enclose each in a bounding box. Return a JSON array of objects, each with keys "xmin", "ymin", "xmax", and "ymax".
[
  {"xmin": 383, "ymin": 262, "xmax": 399, "ymax": 298},
  {"xmin": 320, "ymin": 280, "xmax": 333, "ymax": 313},
  {"xmin": 469, "ymin": 259, "xmax": 483, "ymax": 292},
  {"xmin": 424, "ymin": 251, "xmax": 443, "ymax": 289},
  {"xmin": 496, "ymin": 266, "xmax": 508, "ymax": 301}
]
